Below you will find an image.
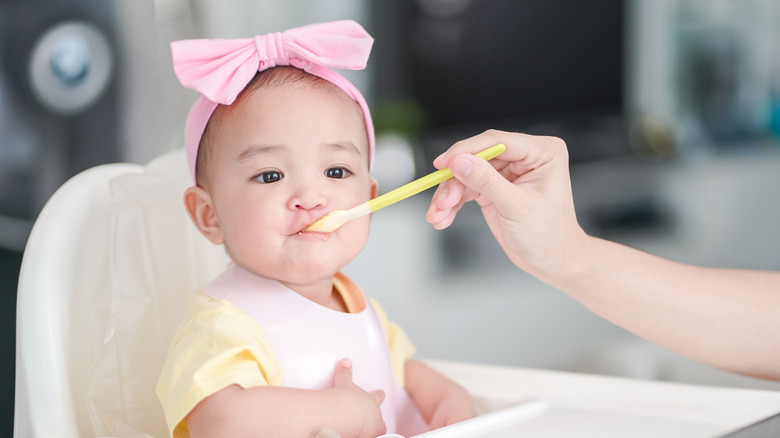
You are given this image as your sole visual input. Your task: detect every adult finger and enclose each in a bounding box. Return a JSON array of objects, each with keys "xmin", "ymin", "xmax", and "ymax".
[{"xmin": 447, "ymin": 153, "xmax": 514, "ymax": 207}]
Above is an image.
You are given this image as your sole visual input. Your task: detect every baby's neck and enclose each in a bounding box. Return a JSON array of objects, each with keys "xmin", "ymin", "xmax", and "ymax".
[{"xmin": 281, "ymin": 278, "xmax": 347, "ymax": 313}]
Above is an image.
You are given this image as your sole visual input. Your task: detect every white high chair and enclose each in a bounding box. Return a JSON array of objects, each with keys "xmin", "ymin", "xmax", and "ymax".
[{"xmin": 14, "ymin": 149, "xmax": 230, "ymax": 437}]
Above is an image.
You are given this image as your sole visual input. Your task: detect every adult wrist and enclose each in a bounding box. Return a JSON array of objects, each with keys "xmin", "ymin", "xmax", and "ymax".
[{"xmin": 535, "ymin": 228, "xmax": 594, "ymax": 291}]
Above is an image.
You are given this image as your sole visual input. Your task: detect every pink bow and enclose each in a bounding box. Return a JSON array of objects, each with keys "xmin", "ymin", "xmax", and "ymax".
[{"xmin": 171, "ymin": 20, "xmax": 373, "ymax": 105}]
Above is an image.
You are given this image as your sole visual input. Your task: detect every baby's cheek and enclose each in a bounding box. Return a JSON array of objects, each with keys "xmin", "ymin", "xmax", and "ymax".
[{"xmin": 344, "ymin": 218, "xmax": 371, "ymax": 248}]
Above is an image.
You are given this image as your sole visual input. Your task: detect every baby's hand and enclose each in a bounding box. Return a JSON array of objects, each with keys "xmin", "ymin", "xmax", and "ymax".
[
  {"xmin": 331, "ymin": 358, "xmax": 387, "ymax": 438},
  {"xmin": 428, "ymin": 391, "xmax": 478, "ymax": 430}
]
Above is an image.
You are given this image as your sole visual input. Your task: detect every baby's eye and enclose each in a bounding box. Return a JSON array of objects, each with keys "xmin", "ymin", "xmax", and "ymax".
[
  {"xmin": 325, "ymin": 167, "xmax": 351, "ymax": 179},
  {"xmin": 254, "ymin": 170, "xmax": 284, "ymax": 184}
]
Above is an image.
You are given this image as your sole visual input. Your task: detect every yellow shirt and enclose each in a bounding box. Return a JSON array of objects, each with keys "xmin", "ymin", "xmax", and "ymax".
[{"xmin": 156, "ymin": 272, "xmax": 414, "ymax": 438}]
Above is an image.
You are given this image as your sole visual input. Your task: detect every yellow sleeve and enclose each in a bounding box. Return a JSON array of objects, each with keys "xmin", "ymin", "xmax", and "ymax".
[
  {"xmin": 156, "ymin": 291, "xmax": 281, "ymax": 438},
  {"xmin": 369, "ymin": 297, "xmax": 416, "ymax": 385}
]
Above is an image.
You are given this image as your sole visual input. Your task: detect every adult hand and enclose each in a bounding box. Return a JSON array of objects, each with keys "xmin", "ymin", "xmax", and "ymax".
[
  {"xmin": 427, "ymin": 131, "xmax": 780, "ymax": 382},
  {"xmin": 426, "ymin": 130, "xmax": 587, "ymax": 280}
]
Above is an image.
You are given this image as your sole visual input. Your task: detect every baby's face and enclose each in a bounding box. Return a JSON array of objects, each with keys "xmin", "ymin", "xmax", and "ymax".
[{"xmin": 204, "ymin": 81, "xmax": 374, "ymax": 288}]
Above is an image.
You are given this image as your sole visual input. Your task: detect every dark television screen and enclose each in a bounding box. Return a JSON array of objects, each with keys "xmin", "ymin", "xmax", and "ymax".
[{"xmin": 372, "ymin": 0, "xmax": 628, "ymax": 163}]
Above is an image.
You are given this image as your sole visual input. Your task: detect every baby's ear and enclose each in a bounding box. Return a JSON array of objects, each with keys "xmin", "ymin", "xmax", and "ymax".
[
  {"xmin": 370, "ymin": 177, "xmax": 378, "ymax": 200},
  {"xmin": 183, "ymin": 186, "xmax": 224, "ymax": 245}
]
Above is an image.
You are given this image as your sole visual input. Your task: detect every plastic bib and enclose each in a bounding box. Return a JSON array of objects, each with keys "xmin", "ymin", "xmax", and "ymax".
[{"xmin": 205, "ymin": 265, "xmax": 429, "ymax": 436}]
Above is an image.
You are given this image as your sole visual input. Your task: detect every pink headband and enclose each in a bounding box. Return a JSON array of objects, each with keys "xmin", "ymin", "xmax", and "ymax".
[{"xmin": 170, "ymin": 20, "xmax": 375, "ymax": 183}]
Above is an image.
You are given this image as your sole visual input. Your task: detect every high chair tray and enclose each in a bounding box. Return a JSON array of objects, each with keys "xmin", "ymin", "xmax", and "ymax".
[
  {"xmin": 411, "ymin": 397, "xmax": 546, "ymax": 438},
  {"xmin": 420, "ymin": 360, "xmax": 780, "ymax": 438}
]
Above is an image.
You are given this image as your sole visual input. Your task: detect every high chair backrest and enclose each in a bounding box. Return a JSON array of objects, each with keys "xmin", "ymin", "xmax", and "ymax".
[{"xmin": 15, "ymin": 149, "xmax": 230, "ymax": 437}]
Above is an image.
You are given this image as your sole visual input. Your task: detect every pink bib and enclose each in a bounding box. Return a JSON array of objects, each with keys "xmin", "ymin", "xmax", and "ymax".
[{"xmin": 204, "ymin": 265, "xmax": 429, "ymax": 436}]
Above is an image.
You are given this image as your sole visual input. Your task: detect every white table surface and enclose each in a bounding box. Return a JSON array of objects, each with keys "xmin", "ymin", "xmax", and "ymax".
[{"xmin": 425, "ymin": 360, "xmax": 780, "ymax": 437}]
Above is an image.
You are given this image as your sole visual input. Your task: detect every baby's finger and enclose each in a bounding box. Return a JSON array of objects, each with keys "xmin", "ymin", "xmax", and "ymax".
[
  {"xmin": 310, "ymin": 428, "xmax": 341, "ymax": 438},
  {"xmin": 332, "ymin": 358, "xmax": 353, "ymax": 388},
  {"xmin": 369, "ymin": 389, "xmax": 385, "ymax": 406}
]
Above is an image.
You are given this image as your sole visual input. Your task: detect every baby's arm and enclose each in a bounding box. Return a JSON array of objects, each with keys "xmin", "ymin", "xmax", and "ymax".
[
  {"xmin": 404, "ymin": 359, "xmax": 477, "ymax": 429},
  {"xmin": 186, "ymin": 359, "xmax": 385, "ymax": 438}
]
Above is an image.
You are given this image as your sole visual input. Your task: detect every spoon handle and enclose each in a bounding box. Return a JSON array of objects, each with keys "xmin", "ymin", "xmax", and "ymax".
[{"xmin": 367, "ymin": 143, "xmax": 506, "ymax": 213}]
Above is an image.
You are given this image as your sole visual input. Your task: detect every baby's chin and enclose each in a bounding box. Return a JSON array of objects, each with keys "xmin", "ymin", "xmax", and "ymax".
[{"xmin": 237, "ymin": 259, "xmax": 339, "ymax": 285}]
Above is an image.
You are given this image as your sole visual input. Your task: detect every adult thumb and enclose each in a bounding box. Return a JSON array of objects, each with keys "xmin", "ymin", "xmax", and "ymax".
[{"xmin": 449, "ymin": 154, "xmax": 508, "ymax": 202}]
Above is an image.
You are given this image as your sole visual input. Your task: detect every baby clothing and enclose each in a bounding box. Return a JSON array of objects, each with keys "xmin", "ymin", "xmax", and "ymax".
[{"xmin": 156, "ymin": 265, "xmax": 428, "ymax": 437}]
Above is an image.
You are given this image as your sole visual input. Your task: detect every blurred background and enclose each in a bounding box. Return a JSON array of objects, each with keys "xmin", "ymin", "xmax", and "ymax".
[{"xmin": 3, "ymin": 0, "xmax": 780, "ymax": 434}]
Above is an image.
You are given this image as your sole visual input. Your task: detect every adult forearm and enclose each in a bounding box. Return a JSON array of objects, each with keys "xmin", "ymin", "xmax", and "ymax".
[{"xmin": 549, "ymin": 235, "xmax": 780, "ymax": 380}]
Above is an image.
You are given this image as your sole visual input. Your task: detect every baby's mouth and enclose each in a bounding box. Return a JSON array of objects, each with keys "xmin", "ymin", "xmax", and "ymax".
[
  {"xmin": 294, "ymin": 224, "xmax": 330, "ymax": 239},
  {"xmin": 297, "ymin": 219, "xmax": 322, "ymax": 235},
  {"xmin": 293, "ymin": 215, "xmax": 335, "ymax": 237},
  {"xmin": 296, "ymin": 224, "xmax": 314, "ymax": 235},
  {"xmin": 294, "ymin": 229, "xmax": 331, "ymax": 241}
]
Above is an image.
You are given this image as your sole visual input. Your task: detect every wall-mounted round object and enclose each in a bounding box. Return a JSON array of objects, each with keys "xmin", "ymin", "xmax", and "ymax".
[{"xmin": 27, "ymin": 20, "xmax": 113, "ymax": 114}]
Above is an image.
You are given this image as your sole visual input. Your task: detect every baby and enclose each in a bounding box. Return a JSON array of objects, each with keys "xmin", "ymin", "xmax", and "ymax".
[{"xmin": 156, "ymin": 21, "xmax": 476, "ymax": 438}]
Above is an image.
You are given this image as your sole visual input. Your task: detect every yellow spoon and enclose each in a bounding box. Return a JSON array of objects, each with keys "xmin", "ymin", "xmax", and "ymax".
[{"xmin": 305, "ymin": 143, "xmax": 506, "ymax": 232}]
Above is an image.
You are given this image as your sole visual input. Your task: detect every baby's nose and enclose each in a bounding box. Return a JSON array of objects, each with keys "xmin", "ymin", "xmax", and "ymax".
[{"xmin": 289, "ymin": 187, "xmax": 327, "ymax": 211}]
